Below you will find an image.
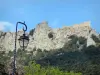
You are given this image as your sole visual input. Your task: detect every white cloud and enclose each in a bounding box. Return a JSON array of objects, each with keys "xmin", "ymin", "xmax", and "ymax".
[{"xmin": 0, "ymin": 21, "xmax": 14, "ymax": 31}]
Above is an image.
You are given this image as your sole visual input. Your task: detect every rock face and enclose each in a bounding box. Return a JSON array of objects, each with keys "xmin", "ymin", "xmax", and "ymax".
[
  {"xmin": 0, "ymin": 21, "xmax": 99, "ymax": 52},
  {"xmin": 0, "ymin": 30, "xmax": 24, "ymax": 53}
]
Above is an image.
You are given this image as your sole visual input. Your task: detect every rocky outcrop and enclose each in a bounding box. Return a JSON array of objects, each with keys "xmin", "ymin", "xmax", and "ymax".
[
  {"xmin": 0, "ymin": 30, "xmax": 24, "ymax": 53},
  {"xmin": 0, "ymin": 21, "xmax": 99, "ymax": 52}
]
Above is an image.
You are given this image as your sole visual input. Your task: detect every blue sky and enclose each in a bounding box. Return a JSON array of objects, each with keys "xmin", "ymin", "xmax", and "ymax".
[{"xmin": 0, "ymin": 0, "xmax": 100, "ymax": 32}]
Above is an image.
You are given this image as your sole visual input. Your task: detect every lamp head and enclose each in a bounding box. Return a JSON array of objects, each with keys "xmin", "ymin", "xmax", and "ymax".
[{"xmin": 18, "ymin": 33, "xmax": 29, "ymax": 48}]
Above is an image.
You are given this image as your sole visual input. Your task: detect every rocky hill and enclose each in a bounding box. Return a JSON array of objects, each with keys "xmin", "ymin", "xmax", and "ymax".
[{"xmin": 0, "ymin": 21, "xmax": 99, "ymax": 52}]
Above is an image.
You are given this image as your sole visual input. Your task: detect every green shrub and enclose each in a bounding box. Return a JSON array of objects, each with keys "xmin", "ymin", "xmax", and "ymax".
[
  {"xmin": 24, "ymin": 61, "xmax": 82, "ymax": 75},
  {"xmin": 91, "ymin": 34, "xmax": 100, "ymax": 43},
  {"xmin": 29, "ymin": 28, "xmax": 35, "ymax": 36}
]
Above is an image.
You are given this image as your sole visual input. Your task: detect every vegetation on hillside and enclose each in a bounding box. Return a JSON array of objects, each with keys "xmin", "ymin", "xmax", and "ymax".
[
  {"xmin": 24, "ymin": 61, "xmax": 82, "ymax": 75},
  {"xmin": 0, "ymin": 34, "xmax": 100, "ymax": 75}
]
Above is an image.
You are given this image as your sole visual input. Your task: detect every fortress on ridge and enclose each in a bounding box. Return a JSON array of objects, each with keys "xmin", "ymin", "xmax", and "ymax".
[{"xmin": 0, "ymin": 21, "xmax": 98, "ymax": 52}]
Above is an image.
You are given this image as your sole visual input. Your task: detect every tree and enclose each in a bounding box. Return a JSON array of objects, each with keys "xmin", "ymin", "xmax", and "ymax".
[
  {"xmin": 29, "ymin": 28, "xmax": 35, "ymax": 36},
  {"xmin": 0, "ymin": 64, "xmax": 8, "ymax": 75},
  {"xmin": 24, "ymin": 61, "xmax": 82, "ymax": 75},
  {"xmin": 91, "ymin": 34, "xmax": 100, "ymax": 43}
]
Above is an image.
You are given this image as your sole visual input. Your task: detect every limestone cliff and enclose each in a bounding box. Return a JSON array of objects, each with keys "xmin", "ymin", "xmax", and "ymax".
[{"xmin": 0, "ymin": 21, "xmax": 99, "ymax": 52}]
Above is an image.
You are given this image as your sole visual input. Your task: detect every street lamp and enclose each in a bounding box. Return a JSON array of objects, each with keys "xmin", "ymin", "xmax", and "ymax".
[
  {"xmin": 12, "ymin": 21, "xmax": 29, "ymax": 75},
  {"xmin": 18, "ymin": 30, "xmax": 29, "ymax": 50}
]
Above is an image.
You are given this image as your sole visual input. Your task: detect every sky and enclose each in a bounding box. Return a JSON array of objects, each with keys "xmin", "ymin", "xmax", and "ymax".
[{"xmin": 0, "ymin": 0, "xmax": 100, "ymax": 32}]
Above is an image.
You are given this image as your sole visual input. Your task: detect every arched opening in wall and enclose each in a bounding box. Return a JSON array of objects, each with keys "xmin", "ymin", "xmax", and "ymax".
[{"xmin": 48, "ymin": 32, "xmax": 53, "ymax": 40}]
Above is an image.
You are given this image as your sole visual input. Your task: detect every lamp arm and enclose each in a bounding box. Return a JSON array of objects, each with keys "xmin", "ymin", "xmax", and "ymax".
[{"xmin": 16, "ymin": 21, "xmax": 27, "ymax": 31}]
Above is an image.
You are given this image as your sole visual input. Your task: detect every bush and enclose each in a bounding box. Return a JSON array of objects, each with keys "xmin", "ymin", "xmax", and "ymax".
[
  {"xmin": 0, "ymin": 64, "xmax": 8, "ymax": 75},
  {"xmin": 29, "ymin": 28, "xmax": 35, "ymax": 36},
  {"xmin": 24, "ymin": 61, "xmax": 82, "ymax": 75},
  {"xmin": 91, "ymin": 34, "xmax": 100, "ymax": 43}
]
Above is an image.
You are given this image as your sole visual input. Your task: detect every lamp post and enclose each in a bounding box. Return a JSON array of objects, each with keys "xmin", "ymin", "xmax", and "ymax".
[{"xmin": 12, "ymin": 22, "xmax": 29, "ymax": 75}]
